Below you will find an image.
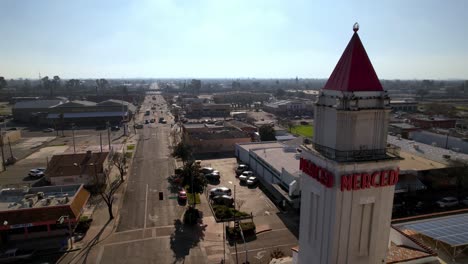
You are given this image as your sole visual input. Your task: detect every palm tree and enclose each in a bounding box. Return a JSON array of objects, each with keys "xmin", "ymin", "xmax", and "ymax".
[
  {"xmin": 171, "ymin": 142, "xmax": 193, "ymax": 164},
  {"xmin": 178, "ymin": 161, "xmax": 207, "ymax": 207},
  {"xmin": 52, "ymin": 75, "xmax": 61, "ymax": 96}
]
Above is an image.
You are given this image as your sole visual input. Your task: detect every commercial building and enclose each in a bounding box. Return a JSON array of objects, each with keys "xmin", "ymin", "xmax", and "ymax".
[
  {"xmin": 235, "ymin": 139, "xmax": 303, "ymax": 209},
  {"xmin": 410, "ymin": 116, "xmax": 456, "ymax": 129},
  {"xmin": 182, "ymin": 124, "xmax": 251, "ymax": 155},
  {"xmin": 263, "ymin": 100, "xmax": 313, "ymax": 116},
  {"xmin": 13, "ymin": 99, "xmax": 136, "ymax": 126},
  {"xmin": 0, "ymin": 184, "xmax": 89, "ymax": 241},
  {"xmin": 12, "ymin": 99, "xmax": 66, "ymax": 122},
  {"xmin": 45, "ymin": 151, "xmax": 110, "ymax": 186},
  {"xmin": 390, "ymin": 100, "xmax": 418, "ymax": 112},
  {"xmin": 185, "ymin": 103, "xmax": 231, "ymax": 118}
]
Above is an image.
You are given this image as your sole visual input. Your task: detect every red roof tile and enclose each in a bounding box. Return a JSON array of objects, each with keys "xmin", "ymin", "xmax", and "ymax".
[{"xmin": 324, "ymin": 32, "xmax": 383, "ymax": 92}]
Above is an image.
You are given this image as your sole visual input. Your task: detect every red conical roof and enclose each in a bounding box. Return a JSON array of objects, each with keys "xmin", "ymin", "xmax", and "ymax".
[{"xmin": 323, "ymin": 32, "xmax": 383, "ymax": 92}]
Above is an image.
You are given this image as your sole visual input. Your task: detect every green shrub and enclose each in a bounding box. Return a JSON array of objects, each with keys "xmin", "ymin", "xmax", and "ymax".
[
  {"xmin": 187, "ymin": 193, "xmax": 201, "ymax": 204},
  {"xmin": 127, "ymin": 144, "xmax": 135, "ymax": 150},
  {"xmin": 125, "ymin": 152, "xmax": 133, "ymax": 159},
  {"xmin": 183, "ymin": 207, "xmax": 200, "ymax": 225},
  {"xmin": 226, "ymin": 222, "xmax": 256, "ymax": 239},
  {"xmin": 213, "ymin": 205, "xmax": 249, "ymax": 220}
]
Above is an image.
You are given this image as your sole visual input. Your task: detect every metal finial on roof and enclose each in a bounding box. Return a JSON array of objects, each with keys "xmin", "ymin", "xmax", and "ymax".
[{"xmin": 353, "ymin": 22, "xmax": 359, "ymax": 32}]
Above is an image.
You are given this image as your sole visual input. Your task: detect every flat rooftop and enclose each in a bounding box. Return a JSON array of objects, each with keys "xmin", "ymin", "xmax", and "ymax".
[
  {"xmin": 388, "ymin": 135, "xmax": 468, "ymax": 165},
  {"xmin": 252, "ymin": 147, "xmax": 300, "ymax": 177},
  {"xmin": 0, "ymin": 184, "xmax": 82, "ymax": 211},
  {"xmin": 398, "ymin": 151, "xmax": 447, "ymax": 172},
  {"xmin": 237, "ymin": 142, "xmax": 283, "ymax": 151}
]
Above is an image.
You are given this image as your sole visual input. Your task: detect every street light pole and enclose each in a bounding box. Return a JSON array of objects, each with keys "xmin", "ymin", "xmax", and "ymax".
[{"xmin": 72, "ymin": 123, "xmax": 76, "ymax": 153}]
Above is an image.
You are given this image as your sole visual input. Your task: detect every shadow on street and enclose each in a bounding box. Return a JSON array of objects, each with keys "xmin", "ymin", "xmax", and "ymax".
[{"xmin": 169, "ymin": 218, "xmax": 206, "ymax": 263}]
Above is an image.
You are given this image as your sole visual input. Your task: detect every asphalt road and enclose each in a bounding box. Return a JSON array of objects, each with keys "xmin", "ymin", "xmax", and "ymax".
[{"xmin": 117, "ymin": 95, "xmax": 184, "ymax": 231}]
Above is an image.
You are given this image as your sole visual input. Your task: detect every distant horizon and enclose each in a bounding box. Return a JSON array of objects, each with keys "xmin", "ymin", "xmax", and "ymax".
[
  {"xmin": 3, "ymin": 77, "xmax": 467, "ymax": 82},
  {"xmin": 1, "ymin": 1, "xmax": 467, "ymax": 79}
]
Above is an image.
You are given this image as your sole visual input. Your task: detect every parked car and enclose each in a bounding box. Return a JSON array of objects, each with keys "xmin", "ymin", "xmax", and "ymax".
[
  {"xmin": 239, "ymin": 171, "xmax": 254, "ymax": 182},
  {"xmin": 461, "ymin": 197, "xmax": 468, "ymax": 206},
  {"xmin": 150, "ymin": 119, "xmax": 155, "ymax": 123},
  {"xmin": 247, "ymin": 176, "xmax": 258, "ymax": 186},
  {"xmin": 111, "ymin": 126, "xmax": 120, "ymax": 131},
  {"xmin": 235, "ymin": 164, "xmax": 249, "ymax": 176},
  {"xmin": 28, "ymin": 169, "xmax": 44, "ymax": 178},
  {"xmin": 0, "ymin": 248, "xmax": 35, "ymax": 263},
  {"xmin": 414, "ymin": 201, "xmax": 433, "ymax": 213},
  {"xmin": 200, "ymin": 167, "xmax": 215, "ymax": 175},
  {"xmin": 205, "ymin": 171, "xmax": 220, "ymax": 181},
  {"xmin": 209, "ymin": 187, "xmax": 232, "ymax": 198},
  {"xmin": 43, "ymin": 128, "xmax": 55, "ymax": 132},
  {"xmin": 145, "ymin": 120, "xmax": 149, "ymax": 124},
  {"xmin": 178, "ymin": 190, "xmax": 187, "ymax": 201},
  {"xmin": 211, "ymin": 195, "xmax": 234, "ymax": 207},
  {"xmin": 134, "ymin": 124, "xmax": 144, "ymax": 129},
  {"xmin": 436, "ymin": 197, "xmax": 459, "ymax": 208}
]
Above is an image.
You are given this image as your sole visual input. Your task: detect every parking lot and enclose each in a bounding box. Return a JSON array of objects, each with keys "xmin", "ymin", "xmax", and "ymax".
[
  {"xmin": 0, "ymin": 127, "xmax": 130, "ymax": 187},
  {"xmin": 200, "ymin": 158, "xmax": 298, "ymax": 263},
  {"xmin": 201, "ymin": 158, "xmax": 278, "ymax": 217}
]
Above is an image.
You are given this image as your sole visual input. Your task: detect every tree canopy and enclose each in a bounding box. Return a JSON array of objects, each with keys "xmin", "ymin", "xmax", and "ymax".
[
  {"xmin": 259, "ymin": 124, "xmax": 276, "ymax": 141},
  {"xmin": 172, "ymin": 142, "xmax": 193, "ymax": 163}
]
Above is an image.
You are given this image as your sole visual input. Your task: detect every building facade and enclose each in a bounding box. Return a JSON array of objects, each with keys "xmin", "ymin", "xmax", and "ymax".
[
  {"xmin": 298, "ymin": 25, "xmax": 400, "ymax": 264},
  {"xmin": 45, "ymin": 151, "xmax": 110, "ymax": 186},
  {"xmin": 0, "ymin": 185, "xmax": 89, "ymax": 241}
]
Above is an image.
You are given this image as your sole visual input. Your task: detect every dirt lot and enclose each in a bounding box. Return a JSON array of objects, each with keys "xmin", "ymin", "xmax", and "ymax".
[{"xmin": 200, "ymin": 158, "xmax": 278, "ymax": 217}]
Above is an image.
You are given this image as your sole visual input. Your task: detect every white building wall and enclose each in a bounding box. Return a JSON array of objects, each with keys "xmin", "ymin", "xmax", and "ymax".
[{"xmin": 298, "ymin": 150, "xmax": 398, "ymax": 264}]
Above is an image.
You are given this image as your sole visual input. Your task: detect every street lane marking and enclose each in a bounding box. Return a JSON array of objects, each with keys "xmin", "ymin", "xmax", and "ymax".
[
  {"xmin": 254, "ymin": 250, "xmax": 266, "ymax": 260},
  {"xmin": 144, "ymin": 184, "xmax": 148, "ymax": 229}
]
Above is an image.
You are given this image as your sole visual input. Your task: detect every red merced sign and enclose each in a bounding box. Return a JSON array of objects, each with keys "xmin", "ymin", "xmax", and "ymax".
[{"xmin": 299, "ymin": 158, "xmax": 399, "ymax": 191}]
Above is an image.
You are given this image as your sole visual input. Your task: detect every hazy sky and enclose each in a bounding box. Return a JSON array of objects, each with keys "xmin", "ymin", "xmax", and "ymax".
[{"xmin": 1, "ymin": 0, "xmax": 467, "ymax": 79}]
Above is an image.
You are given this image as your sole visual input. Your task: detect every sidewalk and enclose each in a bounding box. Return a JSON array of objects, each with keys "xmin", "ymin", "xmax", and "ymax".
[{"xmin": 57, "ymin": 132, "xmax": 139, "ymax": 264}]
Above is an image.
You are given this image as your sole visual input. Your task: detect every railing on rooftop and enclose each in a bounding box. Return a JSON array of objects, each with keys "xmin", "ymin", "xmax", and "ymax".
[{"xmin": 312, "ymin": 143, "xmax": 401, "ymax": 162}]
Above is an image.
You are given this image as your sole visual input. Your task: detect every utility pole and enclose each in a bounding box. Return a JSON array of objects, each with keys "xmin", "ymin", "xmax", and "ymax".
[
  {"xmin": 107, "ymin": 121, "xmax": 111, "ymax": 152},
  {"xmin": 99, "ymin": 133, "xmax": 103, "ymax": 153},
  {"xmin": 7, "ymin": 137, "xmax": 13, "ymax": 159},
  {"xmin": 0, "ymin": 128, "xmax": 5, "ymax": 171}
]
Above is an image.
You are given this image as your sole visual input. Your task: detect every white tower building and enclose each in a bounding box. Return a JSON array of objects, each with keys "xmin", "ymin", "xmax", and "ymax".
[{"xmin": 298, "ymin": 24, "xmax": 400, "ymax": 264}]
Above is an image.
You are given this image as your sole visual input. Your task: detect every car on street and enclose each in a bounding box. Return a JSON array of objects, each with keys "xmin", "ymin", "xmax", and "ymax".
[
  {"xmin": 209, "ymin": 187, "xmax": 232, "ymax": 198},
  {"xmin": 28, "ymin": 169, "xmax": 44, "ymax": 178},
  {"xmin": 178, "ymin": 190, "xmax": 187, "ymax": 201},
  {"xmin": 145, "ymin": 120, "xmax": 149, "ymax": 124},
  {"xmin": 247, "ymin": 176, "xmax": 258, "ymax": 186},
  {"xmin": 211, "ymin": 195, "xmax": 234, "ymax": 207},
  {"xmin": 134, "ymin": 124, "xmax": 144, "ymax": 129},
  {"xmin": 239, "ymin": 171, "xmax": 253, "ymax": 182},
  {"xmin": 111, "ymin": 126, "xmax": 120, "ymax": 131},
  {"xmin": 235, "ymin": 164, "xmax": 249, "ymax": 175},
  {"xmin": 43, "ymin": 128, "xmax": 55, "ymax": 132},
  {"xmin": 150, "ymin": 119, "xmax": 155, "ymax": 123},
  {"xmin": 436, "ymin": 197, "xmax": 459, "ymax": 208}
]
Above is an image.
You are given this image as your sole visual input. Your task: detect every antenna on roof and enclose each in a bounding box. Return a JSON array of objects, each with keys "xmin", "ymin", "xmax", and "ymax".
[{"xmin": 353, "ymin": 22, "xmax": 359, "ymax": 32}]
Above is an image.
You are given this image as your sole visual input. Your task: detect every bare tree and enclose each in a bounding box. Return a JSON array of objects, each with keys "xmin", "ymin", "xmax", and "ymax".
[
  {"xmin": 99, "ymin": 172, "xmax": 121, "ymax": 220},
  {"xmin": 112, "ymin": 152, "xmax": 127, "ymax": 182}
]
